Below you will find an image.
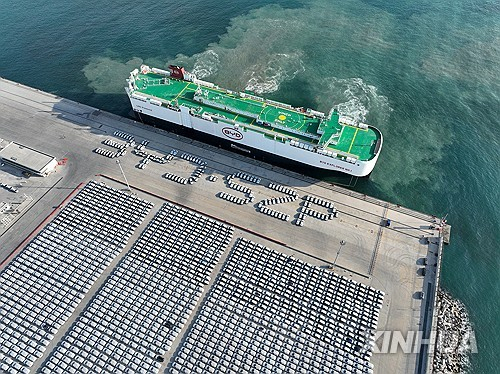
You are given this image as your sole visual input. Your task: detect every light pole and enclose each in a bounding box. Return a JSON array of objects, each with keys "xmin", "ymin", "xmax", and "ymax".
[
  {"xmin": 330, "ymin": 240, "xmax": 346, "ymax": 270},
  {"xmin": 116, "ymin": 159, "xmax": 131, "ymax": 193}
]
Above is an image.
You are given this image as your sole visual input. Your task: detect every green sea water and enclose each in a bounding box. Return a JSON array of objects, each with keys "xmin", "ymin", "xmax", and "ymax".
[{"xmin": 0, "ymin": 0, "xmax": 498, "ymax": 372}]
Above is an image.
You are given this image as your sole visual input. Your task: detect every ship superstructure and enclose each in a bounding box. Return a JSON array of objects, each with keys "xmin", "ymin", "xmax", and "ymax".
[{"xmin": 126, "ymin": 65, "xmax": 382, "ymax": 176}]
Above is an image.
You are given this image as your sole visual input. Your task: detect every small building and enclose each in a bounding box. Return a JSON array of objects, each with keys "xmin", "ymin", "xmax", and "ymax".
[{"xmin": 0, "ymin": 141, "xmax": 58, "ymax": 177}]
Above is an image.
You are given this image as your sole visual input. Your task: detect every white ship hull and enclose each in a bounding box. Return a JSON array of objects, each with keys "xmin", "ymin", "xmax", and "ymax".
[{"xmin": 127, "ymin": 93, "xmax": 381, "ymax": 177}]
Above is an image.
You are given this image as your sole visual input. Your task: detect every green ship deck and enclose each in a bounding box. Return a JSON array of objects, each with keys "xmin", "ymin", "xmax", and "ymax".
[{"xmin": 131, "ymin": 72, "xmax": 381, "ymax": 161}]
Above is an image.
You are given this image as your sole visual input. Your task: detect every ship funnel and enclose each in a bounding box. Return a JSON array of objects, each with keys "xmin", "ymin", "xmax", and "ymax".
[{"xmin": 168, "ymin": 65, "xmax": 186, "ymax": 80}]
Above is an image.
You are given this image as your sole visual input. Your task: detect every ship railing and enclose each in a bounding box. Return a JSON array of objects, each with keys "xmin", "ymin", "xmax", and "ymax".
[
  {"xmin": 313, "ymin": 146, "xmax": 338, "ymax": 158},
  {"xmin": 265, "ymin": 99, "xmax": 293, "ymax": 110},
  {"xmin": 338, "ymin": 114, "xmax": 371, "ymax": 130},
  {"xmin": 131, "ymin": 93, "xmax": 147, "ymax": 102},
  {"xmin": 193, "ymin": 78, "xmax": 217, "ymax": 89},
  {"xmin": 288, "ymin": 138, "xmax": 359, "ymax": 160},
  {"xmin": 194, "ymin": 95, "xmax": 260, "ymax": 120},
  {"xmin": 141, "ymin": 78, "xmax": 167, "ymax": 87},
  {"xmin": 241, "ymin": 92, "xmax": 321, "ymax": 118},
  {"xmin": 271, "ymin": 123, "xmax": 319, "ymax": 140},
  {"xmin": 220, "ymin": 104, "xmax": 258, "ymax": 120},
  {"xmin": 194, "ymin": 96, "xmax": 227, "ymax": 112},
  {"xmin": 289, "ymin": 140, "xmax": 315, "ymax": 151},
  {"xmin": 131, "ymin": 91, "xmax": 172, "ymax": 108},
  {"xmin": 239, "ymin": 92, "xmax": 265, "ymax": 102},
  {"xmin": 306, "ymin": 108, "xmax": 326, "ymax": 118},
  {"xmin": 314, "ymin": 145, "xmax": 359, "ymax": 161}
]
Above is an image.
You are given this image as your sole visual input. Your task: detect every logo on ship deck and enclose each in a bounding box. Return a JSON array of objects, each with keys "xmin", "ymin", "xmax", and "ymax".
[{"xmin": 222, "ymin": 127, "xmax": 243, "ymax": 141}]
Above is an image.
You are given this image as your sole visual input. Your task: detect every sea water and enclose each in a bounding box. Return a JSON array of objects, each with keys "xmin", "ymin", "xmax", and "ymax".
[{"xmin": 0, "ymin": 0, "xmax": 498, "ymax": 372}]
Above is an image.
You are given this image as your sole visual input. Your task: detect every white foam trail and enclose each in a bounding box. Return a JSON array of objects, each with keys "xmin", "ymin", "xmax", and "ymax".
[
  {"xmin": 244, "ymin": 53, "xmax": 305, "ymax": 94},
  {"xmin": 192, "ymin": 50, "xmax": 220, "ymax": 79},
  {"xmin": 324, "ymin": 77, "xmax": 391, "ymax": 123},
  {"xmin": 245, "ymin": 72, "xmax": 280, "ymax": 95}
]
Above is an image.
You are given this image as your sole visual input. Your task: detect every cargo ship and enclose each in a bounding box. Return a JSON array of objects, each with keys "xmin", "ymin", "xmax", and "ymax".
[{"xmin": 126, "ymin": 65, "xmax": 382, "ymax": 177}]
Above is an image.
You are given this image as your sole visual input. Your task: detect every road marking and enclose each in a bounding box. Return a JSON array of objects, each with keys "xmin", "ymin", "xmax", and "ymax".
[
  {"xmin": 348, "ymin": 128, "xmax": 359, "ymax": 153},
  {"xmin": 174, "ymin": 83, "xmax": 192, "ymax": 101},
  {"xmin": 259, "ymin": 104, "xmax": 267, "ymax": 120}
]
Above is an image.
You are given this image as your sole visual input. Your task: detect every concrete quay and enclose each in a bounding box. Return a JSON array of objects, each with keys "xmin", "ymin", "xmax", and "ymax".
[{"xmin": 0, "ymin": 78, "xmax": 448, "ymax": 373}]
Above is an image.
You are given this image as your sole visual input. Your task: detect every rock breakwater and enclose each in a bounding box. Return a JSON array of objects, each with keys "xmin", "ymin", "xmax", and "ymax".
[{"xmin": 432, "ymin": 289, "xmax": 475, "ymax": 373}]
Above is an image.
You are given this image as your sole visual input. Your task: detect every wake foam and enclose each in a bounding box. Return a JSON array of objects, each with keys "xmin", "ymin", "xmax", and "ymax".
[
  {"xmin": 244, "ymin": 52, "xmax": 305, "ymax": 94},
  {"xmin": 318, "ymin": 77, "xmax": 392, "ymax": 124},
  {"xmin": 191, "ymin": 50, "xmax": 220, "ymax": 79}
]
